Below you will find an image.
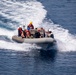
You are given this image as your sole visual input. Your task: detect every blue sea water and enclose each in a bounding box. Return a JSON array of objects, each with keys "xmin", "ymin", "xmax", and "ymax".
[{"xmin": 0, "ymin": 0, "xmax": 76, "ymax": 75}]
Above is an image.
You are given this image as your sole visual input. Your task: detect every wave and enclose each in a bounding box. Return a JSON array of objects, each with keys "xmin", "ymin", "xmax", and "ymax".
[{"xmin": 0, "ymin": 0, "xmax": 76, "ymax": 52}]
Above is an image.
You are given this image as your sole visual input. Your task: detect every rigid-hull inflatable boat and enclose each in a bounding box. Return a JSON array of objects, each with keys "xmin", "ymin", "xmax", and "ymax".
[{"xmin": 12, "ymin": 35, "xmax": 56, "ymax": 50}]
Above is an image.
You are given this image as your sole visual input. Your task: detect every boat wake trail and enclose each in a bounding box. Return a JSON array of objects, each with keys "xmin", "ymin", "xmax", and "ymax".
[{"xmin": 0, "ymin": 0, "xmax": 76, "ymax": 52}]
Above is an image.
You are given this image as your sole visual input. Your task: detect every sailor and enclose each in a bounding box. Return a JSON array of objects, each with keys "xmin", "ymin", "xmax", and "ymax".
[
  {"xmin": 41, "ymin": 27, "xmax": 45, "ymax": 37},
  {"xmin": 22, "ymin": 25, "xmax": 25, "ymax": 31},
  {"xmin": 18, "ymin": 25, "xmax": 22, "ymax": 36},
  {"xmin": 26, "ymin": 30, "xmax": 31, "ymax": 38},
  {"xmin": 35, "ymin": 28, "xmax": 41, "ymax": 38},
  {"xmin": 27, "ymin": 21, "xmax": 34, "ymax": 30},
  {"xmin": 47, "ymin": 29, "xmax": 54, "ymax": 38},
  {"xmin": 21, "ymin": 25, "xmax": 26, "ymax": 38},
  {"xmin": 21, "ymin": 30, "xmax": 25, "ymax": 38},
  {"xmin": 22, "ymin": 29, "xmax": 26, "ymax": 38}
]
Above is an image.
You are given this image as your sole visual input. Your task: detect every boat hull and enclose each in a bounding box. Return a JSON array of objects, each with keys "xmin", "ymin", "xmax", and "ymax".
[{"xmin": 12, "ymin": 35, "xmax": 56, "ymax": 50}]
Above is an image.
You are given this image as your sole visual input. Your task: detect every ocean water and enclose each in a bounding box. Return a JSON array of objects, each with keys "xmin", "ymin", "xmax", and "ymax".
[{"xmin": 0, "ymin": 0, "xmax": 76, "ymax": 75}]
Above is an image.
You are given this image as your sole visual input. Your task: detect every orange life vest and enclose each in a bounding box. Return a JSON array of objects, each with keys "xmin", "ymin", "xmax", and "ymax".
[{"xmin": 26, "ymin": 30, "xmax": 31, "ymax": 37}]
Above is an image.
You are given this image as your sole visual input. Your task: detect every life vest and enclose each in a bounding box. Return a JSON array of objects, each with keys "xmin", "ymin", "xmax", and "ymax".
[
  {"xmin": 18, "ymin": 27, "xmax": 22, "ymax": 36},
  {"xmin": 21, "ymin": 31, "xmax": 25, "ymax": 38},
  {"xmin": 28, "ymin": 24, "xmax": 34, "ymax": 29},
  {"xmin": 18, "ymin": 27, "xmax": 22, "ymax": 33},
  {"xmin": 26, "ymin": 30, "xmax": 31, "ymax": 37}
]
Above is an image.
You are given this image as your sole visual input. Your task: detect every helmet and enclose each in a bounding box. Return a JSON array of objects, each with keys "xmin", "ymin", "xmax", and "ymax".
[
  {"xmin": 48, "ymin": 29, "xmax": 51, "ymax": 31},
  {"xmin": 19, "ymin": 25, "xmax": 22, "ymax": 28},
  {"xmin": 30, "ymin": 21, "xmax": 33, "ymax": 24}
]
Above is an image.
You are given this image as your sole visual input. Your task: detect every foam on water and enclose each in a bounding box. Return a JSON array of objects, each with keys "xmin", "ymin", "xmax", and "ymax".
[
  {"xmin": 0, "ymin": 40, "xmax": 38, "ymax": 51},
  {"xmin": 0, "ymin": 0, "xmax": 46, "ymax": 51},
  {"xmin": 0, "ymin": 0, "xmax": 46, "ymax": 27},
  {"xmin": 0, "ymin": 0, "xmax": 76, "ymax": 52},
  {"xmin": 42, "ymin": 21, "xmax": 76, "ymax": 52}
]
